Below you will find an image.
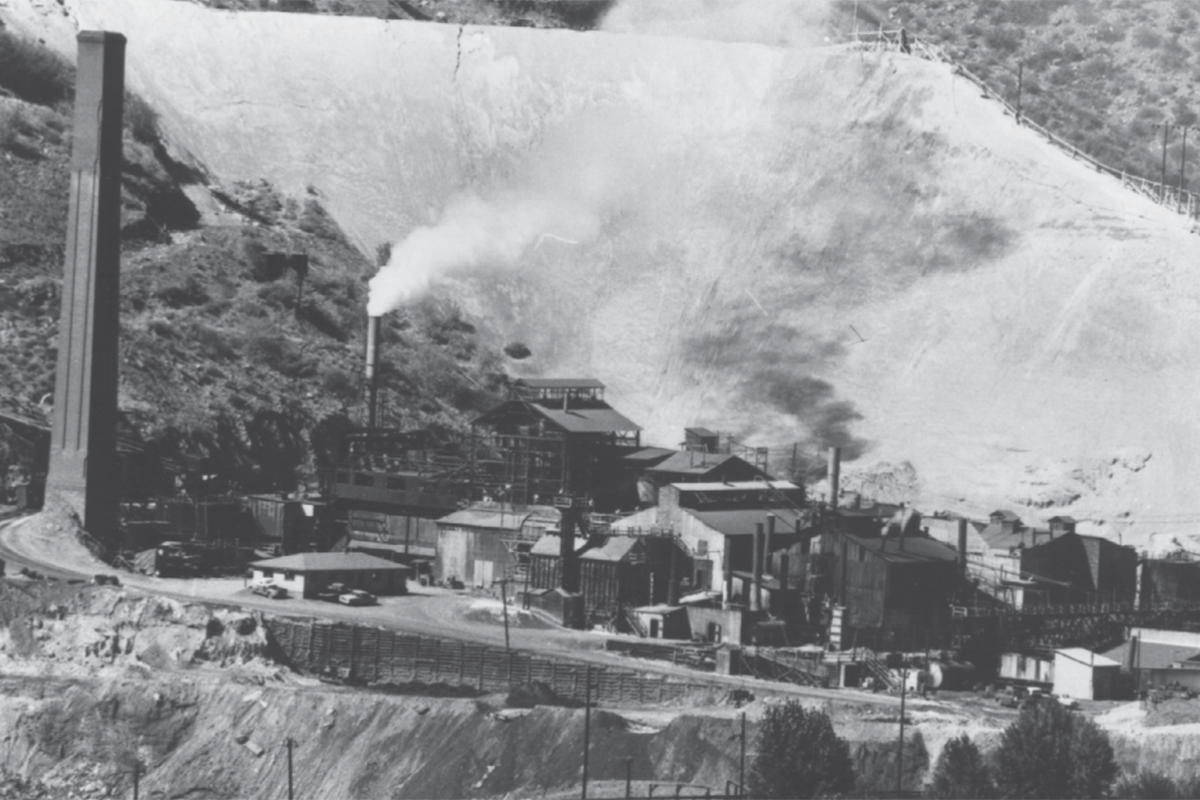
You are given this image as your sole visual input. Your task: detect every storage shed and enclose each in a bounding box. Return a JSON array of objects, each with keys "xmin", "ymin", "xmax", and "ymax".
[
  {"xmin": 434, "ymin": 504, "xmax": 557, "ymax": 586},
  {"xmin": 1053, "ymin": 648, "xmax": 1120, "ymax": 700},
  {"xmin": 249, "ymin": 552, "xmax": 410, "ymax": 598}
]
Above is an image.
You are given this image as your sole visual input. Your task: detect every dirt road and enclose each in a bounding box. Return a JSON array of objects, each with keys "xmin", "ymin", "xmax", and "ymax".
[{"xmin": 0, "ymin": 514, "xmax": 915, "ymax": 706}]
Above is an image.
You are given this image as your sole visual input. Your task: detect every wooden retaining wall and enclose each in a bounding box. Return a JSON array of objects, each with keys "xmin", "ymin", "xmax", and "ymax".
[{"xmin": 265, "ymin": 617, "xmax": 725, "ymax": 705}]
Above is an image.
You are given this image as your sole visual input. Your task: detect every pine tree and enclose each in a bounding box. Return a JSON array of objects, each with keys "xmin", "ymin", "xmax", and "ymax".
[
  {"xmin": 928, "ymin": 734, "xmax": 994, "ymax": 799},
  {"xmin": 993, "ymin": 700, "xmax": 1118, "ymax": 799},
  {"xmin": 746, "ymin": 700, "xmax": 856, "ymax": 799}
]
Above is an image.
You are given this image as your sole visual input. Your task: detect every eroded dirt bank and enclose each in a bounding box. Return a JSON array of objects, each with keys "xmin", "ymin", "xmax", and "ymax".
[{"xmin": 0, "ymin": 578, "xmax": 1197, "ymax": 798}]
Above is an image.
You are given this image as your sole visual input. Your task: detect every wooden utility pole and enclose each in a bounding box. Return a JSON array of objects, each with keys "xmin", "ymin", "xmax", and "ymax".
[
  {"xmin": 582, "ymin": 665, "xmax": 592, "ymax": 799},
  {"xmin": 739, "ymin": 711, "xmax": 747, "ymax": 796},
  {"xmin": 1180, "ymin": 126, "xmax": 1191, "ymax": 213},
  {"xmin": 1016, "ymin": 62, "xmax": 1023, "ymax": 124},
  {"xmin": 896, "ymin": 660, "xmax": 908, "ymax": 796},
  {"xmin": 286, "ymin": 737, "xmax": 296, "ymax": 800},
  {"xmin": 1160, "ymin": 122, "xmax": 1172, "ymax": 202},
  {"xmin": 500, "ymin": 577, "xmax": 511, "ymax": 650}
]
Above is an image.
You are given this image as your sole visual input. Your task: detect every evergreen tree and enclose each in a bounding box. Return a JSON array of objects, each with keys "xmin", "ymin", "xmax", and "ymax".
[
  {"xmin": 928, "ymin": 734, "xmax": 994, "ymax": 799},
  {"xmin": 993, "ymin": 700, "xmax": 1118, "ymax": 799},
  {"xmin": 747, "ymin": 700, "xmax": 856, "ymax": 799}
]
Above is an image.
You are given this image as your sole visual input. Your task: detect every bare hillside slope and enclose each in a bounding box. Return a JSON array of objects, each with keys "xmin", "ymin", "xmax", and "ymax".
[{"xmin": 8, "ymin": 0, "xmax": 1200, "ymax": 549}]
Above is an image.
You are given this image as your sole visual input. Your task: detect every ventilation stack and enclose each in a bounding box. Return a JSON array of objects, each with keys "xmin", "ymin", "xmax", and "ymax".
[
  {"xmin": 365, "ymin": 315, "xmax": 381, "ymax": 427},
  {"xmin": 957, "ymin": 518, "xmax": 969, "ymax": 578},
  {"xmin": 752, "ymin": 521, "xmax": 764, "ymax": 612},
  {"xmin": 827, "ymin": 446, "xmax": 841, "ymax": 510}
]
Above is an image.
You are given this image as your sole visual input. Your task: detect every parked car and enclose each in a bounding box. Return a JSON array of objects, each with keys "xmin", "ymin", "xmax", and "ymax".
[
  {"xmin": 250, "ymin": 581, "xmax": 288, "ymax": 599},
  {"xmin": 316, "ymin": 582, "xmax": 348, "ymax": 602},
  {"xmin": 338, "ymin": 589, "xmax": 377, "ymax": 606}
]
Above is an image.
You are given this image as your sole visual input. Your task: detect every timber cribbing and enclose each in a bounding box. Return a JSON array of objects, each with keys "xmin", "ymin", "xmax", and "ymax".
[{"xmin": 265, "ymin": 616, "xmax": 729, "ymax": 705}]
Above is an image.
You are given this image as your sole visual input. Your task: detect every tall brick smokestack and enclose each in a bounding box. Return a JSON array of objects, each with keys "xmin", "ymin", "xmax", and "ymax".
[
  {"xmin": 365, "ymin": 315, "xmax": 381, "ymax": 427},
  {"xmin": 827, "ymin": 446, "xmax": 841, "ymax": 510},
  {"xmin": 46, "ymin": 32, "xmax": 125, "ymax": 545}
]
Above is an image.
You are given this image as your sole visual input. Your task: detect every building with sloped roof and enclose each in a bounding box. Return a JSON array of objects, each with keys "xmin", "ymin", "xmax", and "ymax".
[
  {"xmin": 249, "ymin": 552, "xmax": 410, "ymax": 598},
  {"xmin": 807, "ymin": 521, "xmax": 964, "ymax": 650},
  {"xmin": 610, "ymin": 480, "xmax": 808, "ymax": 602},
  {"xmin": 470, "ymin": 377, "xmax": 642, "ymax": 509},
  {"xmin": 434, "ymin": 503, "xmax": 559, "ymax": 587},
  {"xmin": 527, "ymin": 533, "xmax": 678, "ymax": 621}
]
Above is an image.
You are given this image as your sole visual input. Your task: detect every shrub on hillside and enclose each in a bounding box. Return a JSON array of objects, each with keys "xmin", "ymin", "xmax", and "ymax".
[
  {"xmin": 245, "ymin": 332, "xmax": 313, "ymax": 377},
  {"xmin": 0, "ymin": 31, "xmax": 73, "ymax": 106},
  {"xmin": 993, "ymin": 700, "xmax": 1118, "ymax": 799},
  {"xmin": 747, "ymin": 700, "xmax": 856, "ymax": 799},
  {"xmin": 256, "ymin": 281, "xmax": 297, "ymax": 310},
  {"xmin": 297, "ymin": 297, "xmax": 347, "ymax": 341},
  {"xmin": 928, "ymin": 734, "xmax": 994, "ymax": 799},
  {"xmin": 319, "ymin": 367, "xmax": 358, "ymax": 403},
  {"xmin": 124, "ymin": 91, "xmax": 159, "ymax": 145},
  {"xmin": 1109, "ymin": 769, "xmax": 1200, "ymax": 799}
]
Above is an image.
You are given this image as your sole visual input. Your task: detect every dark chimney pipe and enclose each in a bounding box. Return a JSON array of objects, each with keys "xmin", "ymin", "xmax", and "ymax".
[
  {"xmin": 957, "ymin": 518, "xmax": 968, "ymax": 578},
  {"xmin": 724, "ymin": 550, "xmax": 733, "ymax": 608},
  {"xmin": 752, "ymin": 522, "xmax": 764, "ymax": 612},
  {"xmin": 365, "ymin": 315, "xmax": 381, "ymax": 428},
  {"xmin": 828, "ymin": 447, "xmax": 841, "ymax": 510},
  {"xmin": 765, "ymin": 514, "xmax": 776, "ymax": 575},
  {"xmin": 779, "ymin": 553, "xmax": 790, "ymax": 593}
]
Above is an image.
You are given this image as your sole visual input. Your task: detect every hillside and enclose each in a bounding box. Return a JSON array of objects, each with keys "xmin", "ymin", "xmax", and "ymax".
[
  {"xmin": 0, "ymin": 23, "xmax": 510, "ymax": 491},
  {"xmin": 876, "ymin": 0, "xmax": 1200, "ymax": 189},
  {"xmin": 4, "ymin": 1, "xmax": 1200, "ymax": 551}
]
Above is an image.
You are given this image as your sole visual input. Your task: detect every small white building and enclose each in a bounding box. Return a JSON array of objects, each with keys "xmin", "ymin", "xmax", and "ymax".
[
  {"xmin": 999, "ymin": 652, "xmax": 1054, "ymax": 688},
  {"xmin": 1053, "ymin": 648, "xmax": 1120, "ymax": 700},
  {"xmin": 250, "ymin": 552, "xmax": 410, "ymax": 598}
]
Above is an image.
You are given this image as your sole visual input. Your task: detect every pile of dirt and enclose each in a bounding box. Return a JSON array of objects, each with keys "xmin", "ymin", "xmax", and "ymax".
[{"xmin": 0, "ymin": 581, "xmax": 281, "ymax": 676}]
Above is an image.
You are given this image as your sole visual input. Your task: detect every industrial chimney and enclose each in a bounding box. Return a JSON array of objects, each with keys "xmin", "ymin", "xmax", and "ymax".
[
  {"xmin": 827, "ymin": 447, "xmax": 841, "ymax": 510},
  {"xmin": 752, "ymin": 521, "xmax": 764, "ymax": 612},
  {"xmin": 365, "ymin": 315, "xmax": 381, "ymax": 428},
  {"xmin": 957, "ymin": 518, "xmax": 969, "ymax": 578}
]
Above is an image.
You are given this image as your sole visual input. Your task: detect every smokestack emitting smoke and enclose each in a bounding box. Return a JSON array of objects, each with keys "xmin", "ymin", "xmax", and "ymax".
[
  {"xmin": 365, "ymin": 315, "xmax": 381, "ymax": 428},
  {"xmin": 368, "ymin": 112, "xmax": 655, "ymax": 316}
]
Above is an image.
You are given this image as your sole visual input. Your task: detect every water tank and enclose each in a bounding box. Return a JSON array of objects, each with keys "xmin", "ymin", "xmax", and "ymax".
[{"xmin": 929, "ymin": 661, "xmax": 978, "ymax": 690}]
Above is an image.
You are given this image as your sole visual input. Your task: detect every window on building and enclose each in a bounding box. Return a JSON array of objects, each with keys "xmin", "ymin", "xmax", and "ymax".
[
  {"xmin": 857, "ymin": 544, "xmax": 867, "ymax": 562},
  {"xmin": 385, "ymin": 477, "xmax": 405, "ymax": 490},
  {"xmin": 353, "ymin": 473, "xmax": 374, "ymax": 487},
  {"xmin": 284, "ymin": 571, "xmax": 295, "ymax": 581},
  {"xmin": 800, "ymin": 538, "xmax": 811, "ymax": 555},
  {"xmin": 696, "ymin": 540, "xmax": 709, "ymax": 556},
  {"xmin": 262, "ymin": 569, "xmax": 274, "ymax": 578}
]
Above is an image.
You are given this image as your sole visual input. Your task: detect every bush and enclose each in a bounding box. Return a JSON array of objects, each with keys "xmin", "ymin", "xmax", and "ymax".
[
  {"xmin": 124, "ymin": 91, "xmax": 160, "ymax": 144},
  {"xmin": 747, "ymin": 701, "xmax": 856, "ymax": 799},
  {"xmin": 245, "ymin": 332, "xmax": 313, "ymax": 377},
  {"xmin": 0, "ymin": 31, "xmax": 73, "ymax": 106},
  {"xmin": 1110, "ymin": 769, "xmax": 1200, "ymax": 799},
  {"xmin": 319, "ymin": 368, "xmax": 358, "ymax": 403},
  {"xmin": 928, "ymin": 734, "xmax": 994, "ymax": 799},
  {"xmin": 993, "ymin": 700, "xmax": 1118, "ymax": 799},
  {"xmin": 256, "ymin": 282, "xmax": 297, "ymax": 310}
]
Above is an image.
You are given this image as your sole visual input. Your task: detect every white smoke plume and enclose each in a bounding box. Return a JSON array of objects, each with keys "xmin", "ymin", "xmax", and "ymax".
[
  {"xmin": 367, "ymin": 111, "xmax": 655, "ymax": 316},
  {"xmin": 600, "ymin": 0, "xmax": 839, "ymax": 49}
]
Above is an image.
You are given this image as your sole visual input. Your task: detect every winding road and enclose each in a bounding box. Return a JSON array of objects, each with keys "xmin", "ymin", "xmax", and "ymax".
[{"xmin": 0, "ymin": 513, "xmax": 908, "ymax": 707}]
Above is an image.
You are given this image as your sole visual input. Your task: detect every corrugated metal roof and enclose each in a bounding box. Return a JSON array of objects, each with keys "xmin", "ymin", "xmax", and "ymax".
[
  {"xmin": 580, "ymin": 536, "xmax": 642, "ymax": 562},
  {"xmin": 514, "ymin": 378, "xmax": 605, "ymax": 389},
  {"xmin": 1049, "ymin": 515, "xmax": 1078, "ymax": 524},
  {"xmin": 991, "ymin": 510, "xmax": 1022, "ymax": 521},
  {"xmin": 251, "ymin": 552, "xmax": 409, "ymax": 571},
  {"xmin": 436, "ymin": 504, "xmax": 558, "ymax": 531},
  {"xmin": 848, "ymin": 534, "xmax": 958, "ymax": 563},
  {"xmin": 531, "ymin": 535, "xmax": 562, "ymax": 556},
  {"xmin": 685, "ymin": 427, "xmax": 717, "ymax": 437},
  {"xmin": 683, "ymin": 507, "xmax": 805, "ymax": 536},
  {"xmin": 1056, "ymin": 648, "xmax": 1120, "ymax": 668},
  {"xmin": 531, "ymin": 405, "xmax": 641, "ymax": 433},
  {"xmin": 647, "ymin": 451, "xmax": 742, "ymax": 475},
  {"xmin": 1101, "ymin": 640, "xmax": 1200, "ymax": 670},
  {"xmin": 674, "ymin": 480, "xmax": 797, "ymax": 492},
  {"xmin": 622, "ymin": 447, "xmax": 677, "ymax": 463},
  {"xmin": 634, "ymin": 604, "xmax": 684, "ymax": 614}
]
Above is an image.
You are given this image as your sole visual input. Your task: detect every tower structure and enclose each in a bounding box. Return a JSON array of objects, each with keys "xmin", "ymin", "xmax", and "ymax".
[{"xmin": 46, "ymin": 32, "xmax": 125, "ymax": 543}]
